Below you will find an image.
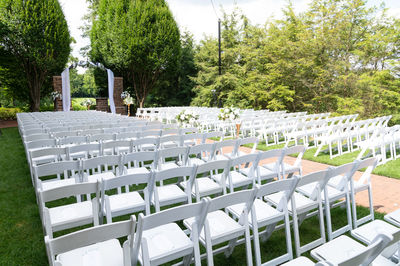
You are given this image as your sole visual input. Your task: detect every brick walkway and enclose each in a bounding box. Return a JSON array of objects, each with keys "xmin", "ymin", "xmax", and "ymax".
[
  {"xmin": 0, "ymin": 120, "xmax": 17, "ymax": 128},
  {"xmin": 222, "ymin": 145, "xmax": 400, "ymax": 214}
]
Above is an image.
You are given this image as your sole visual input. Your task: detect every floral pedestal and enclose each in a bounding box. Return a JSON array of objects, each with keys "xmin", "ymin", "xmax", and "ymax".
[{"xmin": 235, "ymin": 123, "xmax": 241, "ymax": 138}]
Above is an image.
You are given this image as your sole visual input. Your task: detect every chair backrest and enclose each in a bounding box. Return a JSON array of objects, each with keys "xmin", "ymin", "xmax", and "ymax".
[
  {"xmin": 132, "ymin": 137, "xmax": 160, "ymax": 151},
  {"xmin": 81, "ymin": 155, "xmax": 121, "ymax": 176},
  {"xmin": 195, "ymin": 159, "xmax": 230, "ymax": 176},
  {"xmin": 34, "ymin": 160, "xmax": 81, "ymax": 188},
  {"xmin": 30, "ymin": 147, "xmax": 66, "ymax": 165},
  {"xmin": 26, "ymin": 139, "xmax": 57, "ymax": 150},
  {"xmin": 161, "ymin": 128, "xmax": 179, "ymax": 136},
  {"xmin": 116, "ymin": 131, "xmax": 139, "ymax": 140},
  {"xmin": 238, "ymin": 137, "xmax": 259, "ymax": 154},
  {"xmin": 159, "ymin": 135, "xmax": 181, "ymax": 147},
  {"xmin": 157, "ymin": 146, "xmax": 189, "ymax": 166},
  {"xmin": 59, "ymin": 135, "xmax": 88, "ymax": 146},
  {"xmin": 297, "ymin": 169, "xmax": 330, "ymax": 201},
  {"xmin": 139, "ymin": 130, "xmax": 162, "ymax": 138},
  {"xmin": 337, "ymin": 233, "xmax": 392, "ymax": 266},
  {"xmin": 45, "ymin": 216, "xmax": 136, "ymax": 266},
  {"xmin": 101, "ymin": 140, "xmax": 133, "ymax": 155},
  {"xmin": 329, "ymin": 161, "xmax": 359, "ymax": 191},
  {"xmin": 283, "ymin": 145, "xmax": 306, "ymax": 166},
  {"xmin": 66, "ymin": 143, "xmax": 101, "ymax": 159},
  {"xmin": 354, "ymin": 157, "xmax": 378, "ymax": 185},
  {"xmin": 122, "ymin": 151, "xmax": 158, "ymax": 170},
  {"xmin": 257, "ymin": 148, "xmax": 285, "ymax": 172},
  {"xmin": 39, "ymin": 180, "xmax": 100, "ymax": 203},
  {"xmin": 23, "ymin": 133, "xmax": 51, "ymax": 142},
  {"xmin": 187, "ymin": 143, "xmax": 215, "ymax": 164},
  {"xmin": 202, "ymin": 131, "xmax": 224, "ymax": 143},
  {"xmin": 90, "ymin": 133, "xmax": 115, "ymax": 142},
  {"xmin": 214, "ymin": 139, "xmax": 238, "ymax": 158}
]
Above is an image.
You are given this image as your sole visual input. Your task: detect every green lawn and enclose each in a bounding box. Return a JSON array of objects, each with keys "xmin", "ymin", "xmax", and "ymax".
[
  {"xmin": 248, "ymin": 141, "xmax": 400, "ymax": 180},
  {"xmin": 0, "ymin": 127, "xmax": 386, "ymax": 265}
]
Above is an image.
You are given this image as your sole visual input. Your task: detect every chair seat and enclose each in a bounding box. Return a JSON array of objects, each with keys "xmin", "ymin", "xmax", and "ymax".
[
  {"xmin": 351, "ymin": 220, "xmax": 400, "ymax": 260},
  {"xmin": 57, "ymin": 239, "xmax": 124, "ymax": 266},
  {"xmin": 160, "ymin": 141, "xmax": 179, "ymax": 149},
  {"xmin": 184, "ymin": 210, "xmax": 243, "ymax": 245},
  {"xmin": 262, "ymin": 163, "xmax": 279, "ymax": 172},
  {"xmin": 49, "ymin": 201, "xmax": 93, "ymax": 228},
  {"xmin": 126, "ymin": 167, "xmax": 149, "ymax": 175},
  {"xmin": 41, "ymin": 177, "xmax": 76, "ymax": 191},
  {"xmin": 140, "ymin": 143, "xmax": 156, "ymax": 151},
  {"xmin": 282, "ymin": 162, "xmax": 300, "ymax": 174},
  {"xmin": 213, "ymin": 171, "xmax": 253, "ymax": 188},
  {"xmin": 153, "ymin": 185, "xmax": 187, "ymax": 205},
  {"xmin": 386, "ymin": 209, "xmax": 400, "ymax": 226},
  {"xmin": 193, "ymin": 177, "xmax": 223, "ymax": 197},
  {"xmin": 280, "ymin": 256, "xmax": 315, "ymax": 266},
  {"xmin": 87, "ymin": 172, "xmax": 115, "ymax": 183},
  {"xmin": 228, "ymin": 199, "xmax": 284, "ymax": 227},
  {"xmin": 297, "ymin": 182, "xmax": 344, "ymax": 201},
  {"xmin": 311, "ymin": 235, "xmax": 394, "ymax": 266},
  {"xmin": 107, "ymin": 192, "xmax": 145, "ymax": 214},
  {"xmin": 139, "ymin": 223, "xmax": 193, "ymax": 263},
  {"xmin": 265, "ymin": 192, "xmax": 316, "ymax": 213}
]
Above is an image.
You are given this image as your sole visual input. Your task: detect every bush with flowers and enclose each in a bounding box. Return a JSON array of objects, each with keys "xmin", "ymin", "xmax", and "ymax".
[
  {"xmin": 121, "ymin": 91, "xmax": 134, "ymax": 105},
  {"xmin": 80, "ymin": 98, "xmax": 95, "ymax": 109},
  {"xmin": 218, "ymin": 106, "xmax": 240, "ymax": 121},
  {"xmin": 176, "ymin": 110, "xmax": 199, "ymax": 125}
]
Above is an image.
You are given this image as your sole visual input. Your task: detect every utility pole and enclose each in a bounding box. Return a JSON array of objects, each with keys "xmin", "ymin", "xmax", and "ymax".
[{"xmin": 218, "ymin": 19, "xmax": 221, "ymax": 75}]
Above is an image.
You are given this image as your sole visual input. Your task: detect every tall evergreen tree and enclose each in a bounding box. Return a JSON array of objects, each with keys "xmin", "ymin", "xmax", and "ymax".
[
  {"xmin": 0, "ymin": 0, "xmax": 71, "ymax": 111},
  {"xmin": 90, "ymin": 0, "xmax": 181, "ymax": 108}
]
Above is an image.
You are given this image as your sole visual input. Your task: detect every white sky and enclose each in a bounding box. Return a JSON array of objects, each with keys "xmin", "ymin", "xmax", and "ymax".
[{"xmin": 59, "ymin": 0, "xmax": 400, "ymax": 63}]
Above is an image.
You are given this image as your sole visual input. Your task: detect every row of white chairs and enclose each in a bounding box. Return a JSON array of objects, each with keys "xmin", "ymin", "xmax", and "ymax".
[{"xmin": 42, "ymin": 157, "xmax": 384, "ymax": 266}]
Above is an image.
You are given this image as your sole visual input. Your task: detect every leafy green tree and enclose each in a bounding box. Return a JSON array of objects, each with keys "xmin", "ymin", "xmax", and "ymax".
[
  {"xmin": 90, "ymin": 0, "xmax": 181, "ymax": 108},
  {"xmin": 0, "ymin": 0, "xmax": 71, "ymax": 111}
]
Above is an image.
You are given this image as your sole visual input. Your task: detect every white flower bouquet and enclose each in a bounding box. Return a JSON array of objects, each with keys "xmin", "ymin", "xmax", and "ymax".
[
  {"xmin": 218, "ymin": 106, "xmax": 240, "ymax": 121},
  {"xmin": 176, "ymin": 110, "xmax": 199, "ymax": 125},
  {"xmin": 80, "ymin": 98, "xmax": 95, "ymax": 107},
  {"xmin": 121, "ymin": 91, "xmax": 134, "ymax": 105},
  {"xmin": 50, "ymin": 91, "xmax": 62, "ymax": 101}
]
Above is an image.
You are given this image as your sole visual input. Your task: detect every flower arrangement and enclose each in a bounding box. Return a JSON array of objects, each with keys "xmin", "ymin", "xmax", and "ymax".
[
  {"xmin": 121, "ymin": 91, "xmax": 134, "ymax": 105},
  {"xmin": 176, "ymin": 110, "xmax": 199, "ymax": 125},
  {"xmin": 80, "ymin": 98, "xmax": 94, "ymax": 108},
  {"xmin": 218, "ymin": 106, "xmax": 240, "ymax": 121},
  {"xmin": 50, "ymin": 91, "xmax": 62, "ymax": 101}
]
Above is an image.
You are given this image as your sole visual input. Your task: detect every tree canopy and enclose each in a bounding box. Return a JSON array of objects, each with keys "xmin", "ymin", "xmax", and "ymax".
[
  {"xmin": 191, "ymin": 0, "xmax": 400, "ymax": 118},
  {"xmin": 0, "ymin": 0, "xmax": 71, "ymax": 111}
]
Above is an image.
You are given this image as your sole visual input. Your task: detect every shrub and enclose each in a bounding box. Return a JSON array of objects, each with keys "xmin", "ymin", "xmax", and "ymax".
[
  {"xmin": 0, "ymin": 107, "xmax": 22, "ymax": 120},
  {"xmin": 388, "ymin": 114, "xmax": 400, "ymax": 127}
]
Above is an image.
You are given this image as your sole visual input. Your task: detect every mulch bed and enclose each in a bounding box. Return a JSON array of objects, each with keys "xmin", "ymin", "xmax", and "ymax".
[{"xmin": 0, "ymin": 120, "xmax": 17, "ymax": 129}]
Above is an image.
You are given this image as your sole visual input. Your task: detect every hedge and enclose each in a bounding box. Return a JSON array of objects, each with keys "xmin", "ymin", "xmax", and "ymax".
[{"xmin": 0, "ymin": 107, "xmax": 21, "ymax": 120}]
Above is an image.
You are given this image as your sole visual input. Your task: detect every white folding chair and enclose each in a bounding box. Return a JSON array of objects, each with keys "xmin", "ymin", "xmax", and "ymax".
[
  {"xmin": 157, "ymin": 146, "xmax": 188, "ymax": 171},
  {"xmin": 213, "ymin": 139, "xmax": 239, "ymax": 160},
  {"xmin": 272, "ymin": 145, "xmax": 306, "ymax": 178},
  {"xmin": 297, "ymin": 161, "xmax": 358, "ymax": 240},
  {"xmin": 184, "ymin": 189, "xmax": 258, "ymax": 266},
  {"xmin": 236, "ymin": 137, "xmax": 259, "ymax": 157},
  {"xmin": 186, "ymin": 143, "xmax": 215, "ymax": 166},
  {"xmin": 45, "ymin": 215, "xmax": 136, "ymax": 266},
  {"xmin": 181, "ymin": 160, "xmax": 229, "ymax": 202},
  {"xmin": 213, "ymin": 153, "xmax": 258, "ymax": 192},
  {"xmin": 152, "ymin": 166, "xmax": 197, "ymax": 212},
  {"xmin": 159, "ymin": 134, "xmax": 181, "ymax": 149},
  {"xmin": 311, "ymin": 233, "xmax": 393, "ymax": 266},
  {"xmin": 349, "ymin": 157, "xmax": 378, "ymax": 228},
  {"xmin": 265, "ymin": 170, "xmax": 329, "ymax": 256},
  {"xmin": 38, "ymin": 181, "xmax": 100, "ymax": 238},
  {"xmin": 351, "ymin": 219, "xmax": 400, "ymax": 264},
  {"xmin": 101, "ymin": 172, "xmax": 152, "ymax": 223},
  {"xmin": 229, "ymin": 178, "xmax": 299, "ymax": 265},
  {"xmin": 251, "ymin": 149, "xmax": 284, "ymax": 184},
  {"xmin": 33, "ymin": 160, "xmax": 81, "ymax": 193},
  {"xmin": 131, "ymin": 198, "xmax": 210, "ymax": 266}
]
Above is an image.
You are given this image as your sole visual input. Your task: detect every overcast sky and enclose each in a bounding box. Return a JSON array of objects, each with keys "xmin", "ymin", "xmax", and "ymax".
[{"xmin": 59, "ymin": 0, "xmax": 400, "ymax": 63}]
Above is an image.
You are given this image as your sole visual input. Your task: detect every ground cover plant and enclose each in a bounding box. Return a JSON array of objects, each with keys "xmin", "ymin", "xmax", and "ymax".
[{"xmin": 0, "ymin": 127, "xmax": 386, "ymax": 265}]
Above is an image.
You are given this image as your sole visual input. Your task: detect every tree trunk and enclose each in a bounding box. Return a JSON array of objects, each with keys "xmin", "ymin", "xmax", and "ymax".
[{"xmin": 139, "ymin": 98, "xmax": 145, "ymax": 108}]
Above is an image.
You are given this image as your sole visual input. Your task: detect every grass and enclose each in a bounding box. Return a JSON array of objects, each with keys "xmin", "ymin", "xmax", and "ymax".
[
  {"xmin": 0, "ymin": 127, "xmax": 387, "ymax": 265},
  {"xmin": 248, "ymin": 140, "xmax": 400, "ymax": 180}
]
